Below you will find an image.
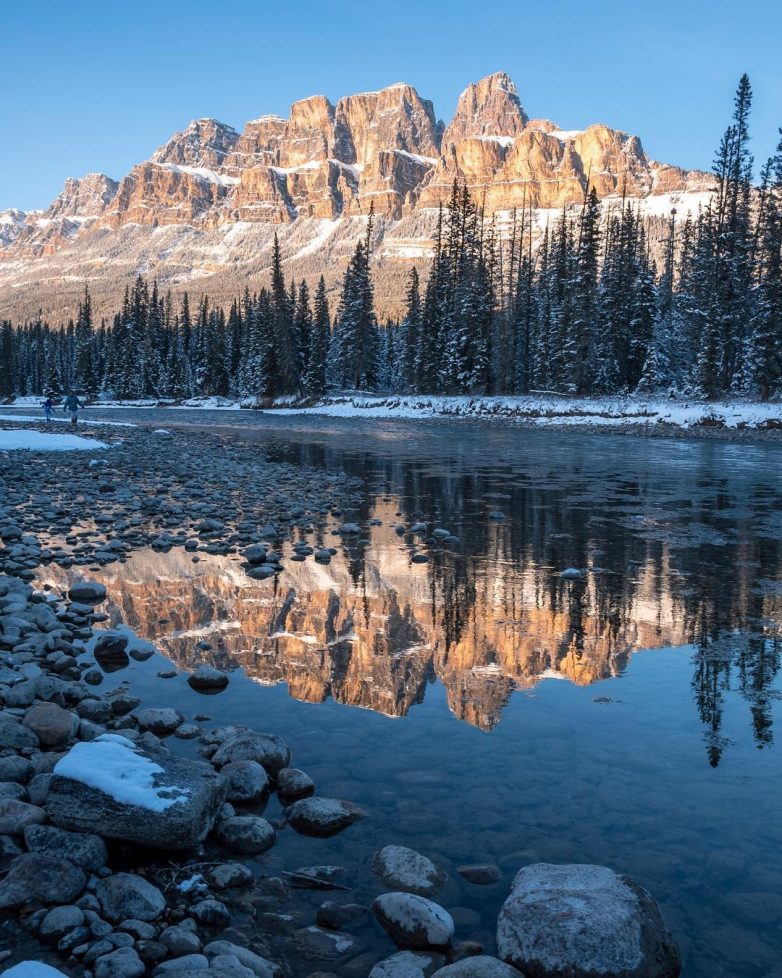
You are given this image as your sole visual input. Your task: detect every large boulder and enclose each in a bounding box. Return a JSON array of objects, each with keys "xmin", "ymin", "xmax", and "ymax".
[
  {"xmin": 373, "ymin": 845, "xmax": 446, "ymax": 896},
  {"xmin": 286, "ymin": 797, "xmax": 367, "ymax": 837},
  {"xmin": 47, "ymin": 734, "xmax": 226, "ymax": 849},
  {"xmin": 496, "ymin": 863, "xmax": 681, "ymax": 978},
  {"xmin": 372, "ymin": 892, "xmax": 454, "ymax": 948}
]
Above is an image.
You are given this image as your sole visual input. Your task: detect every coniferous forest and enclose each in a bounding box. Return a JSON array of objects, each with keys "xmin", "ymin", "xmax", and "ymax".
[{"xmin": 1, "ymin": 76, "xmax": 780, "ymax": 403}]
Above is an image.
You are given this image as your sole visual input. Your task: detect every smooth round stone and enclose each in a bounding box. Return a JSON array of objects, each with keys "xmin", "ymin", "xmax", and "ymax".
[
  {"xmin": 285, "ymin": 797, "xmax": 367, "ymax": 837},
  {"xmin": 96, "ymin": 873, "xmax": 166, "ymax": 923},
  {"xmin": 215, "ymin": 815, "xmax": 276, "ymax": 854},
  {"xmin": 373, "ymin": 845, "xmax": 446, "ymax": 896},
  {"xmin": 432, "ymin": 957, "xmax": 523, "ymax": 977},
  {"xmin": 221, "ymin": 760, "xmax": 269, "ymax": 804},
  {"xmin": 276, "ymin": 767, "xmax": 315, "ymax": 802},
  {"xmin": 372, "ymin": 892, "xmax": 455, "ymax": 949}
]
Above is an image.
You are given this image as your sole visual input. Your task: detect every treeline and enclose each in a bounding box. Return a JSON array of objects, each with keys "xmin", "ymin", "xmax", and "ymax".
[{"xmin": 1, "ymin": 75, "xmax": 780, "ymax": 402}]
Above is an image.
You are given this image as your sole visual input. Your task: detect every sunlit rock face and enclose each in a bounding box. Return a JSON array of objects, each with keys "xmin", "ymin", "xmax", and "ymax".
[
  {"xmin": 39, "ymin": 501, "xmax": 691, "ymax": 731},
  {"xmin": 0, "ymin": 71, "xmax": 715, "ymax": 322}
]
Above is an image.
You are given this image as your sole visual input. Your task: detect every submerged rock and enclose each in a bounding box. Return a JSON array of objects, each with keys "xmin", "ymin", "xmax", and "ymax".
[
  {"xmin": 372, "ymin": 892, "xmax": 455, "ymax": 948},
  {"xmin": 432, "ymin": 958, "xmax": 522, "ymax": 977},
  {"xmin": 47, "ymin": 735, "xmax": 226, "ymax": 849},
  {"xmin": 369, "ymin": 950, "xmax": 444, "ymax": 978},
  {"xmin": 68, "ymin": 581, "xmax": 107, "ymax": 603},
  {"xmin": 373, "ymin": 845, "xmax": 446, "ymax": 896},
  {"xmin": 496, "ymin": 863, "xmax": 681, "ymax": 978}
]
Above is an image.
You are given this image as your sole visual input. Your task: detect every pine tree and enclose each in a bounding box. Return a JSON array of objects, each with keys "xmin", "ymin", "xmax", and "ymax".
[
  {"xmin": 401, "ymin": 268, "xmax": 422, "ymax": 390},
  {"xmin": 74, "ymin": 285, "xmax": 97, "ymax": 397},
  {"xmin": 306, "ymin": 277, "xmax": 330, "ymax": 397}
]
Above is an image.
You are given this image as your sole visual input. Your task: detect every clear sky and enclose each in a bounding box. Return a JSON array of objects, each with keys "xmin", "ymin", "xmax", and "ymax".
[{"xmin": 3, "ymin": 0, "xmax": 781, "ymax": 211}]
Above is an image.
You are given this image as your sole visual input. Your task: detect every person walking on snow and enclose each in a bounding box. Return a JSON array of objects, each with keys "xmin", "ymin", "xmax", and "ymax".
[
  {"xmin": 42, "ymin": 397, "xmax": 54, "ymax": 423},
  {"xmin": 63, "ymin": 392, "xmax": 84, "ymax": 428}
]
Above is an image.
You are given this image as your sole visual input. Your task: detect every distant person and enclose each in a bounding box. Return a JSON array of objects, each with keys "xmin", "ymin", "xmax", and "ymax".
[
  {"xmin": 63, "ymin": 392, "xmax": 84, "ymax": 428},
  {"xmin": 42, "ymin": 397, "xmax": 54, "ymax": 423}
]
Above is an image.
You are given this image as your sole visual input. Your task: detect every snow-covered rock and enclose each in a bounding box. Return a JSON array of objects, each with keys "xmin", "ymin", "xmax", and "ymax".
[
  {"xmin": 496, "ymin": 863, "xmax": 681, "ymax": 978},
  {"xmin": 48, "ymin": 734, "xmax": 226, "ymax": 849}
]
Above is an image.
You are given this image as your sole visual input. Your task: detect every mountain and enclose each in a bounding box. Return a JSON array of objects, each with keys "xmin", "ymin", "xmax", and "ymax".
[{"xmin": 0, "ymin": 72, "xmax": 714, "ymax": 322}]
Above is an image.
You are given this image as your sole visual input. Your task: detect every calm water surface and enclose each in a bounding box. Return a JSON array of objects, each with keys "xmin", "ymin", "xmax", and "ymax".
[{"xmin": 35, "ymin": 410, "xmax": 782, "ymax": 977}]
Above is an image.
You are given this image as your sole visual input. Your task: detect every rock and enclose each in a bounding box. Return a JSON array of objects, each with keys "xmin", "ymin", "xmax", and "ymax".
[
  {"xmin": 191, "ymin": 898, "xmax": 230, "ymax": 927},
  {"xmin": 94, "ymin": 946, "xmax": 146, "ymax": 978},
  {"xmin": 0, "ymin": 797, "xmax": 46, "ymax": 834},
  {"xmin": 161, "ymin": 924, "xmax": 202, "ymax": 956},
  {"xmin": 215, "ymin": 815, "xmax": 276, "ymax": 854},
  {"xmin": 294, "ymin": 925, "xmax": 360, "ymax": 960},
  {"xmin": 69, "ymin": 582, "xmax": 108, "ymax": 603},
  {"xmin": 39, "ymin": 903, "xmax": 85, "ymax": 940},
  {"xmin": 23, "ymin": 701, "xmax": 75, "ymax": 746},
  {"xmin": 203, "ymin": 940, "xmax": 282, "ymax": 977},
  {"xmin": 120, "ymin": 919, "xmax": 157, "ymax": 940},
  {"xmin": 187, "ymin": 664, "xmax": 229, "ymax": 692},
  {"xmin": 276, "ymin": 766, "xmax": 315, "ymax": 801},
  {"xmin": 205, "ymin": 861, "xmax": 254, "ymax": 890},
  {"xmin": 285, "ymin": 797, "xmax": 366, "ymax": 837},
  {"xmin": 25, "ymin": 823, "xmax": 108, "ymax": 871},
  {"xmin": 133, "ymin": 706, "xmax": 185, "ymax": 735},
  {"xmin": 338, "ymin": 523, "xmax": 362, "ymax": 534},
  {"xmin": 221, "ymin": 759, "xmax": 269, "ymax": 803},
  {"xmin": 559, "ymin": 568, "xmax": 583, "ymax": 580},
  {"xmin": 0, "ymin": 781, "xmax": 30, "ymax": 801},
  {"xmin": 374, "ymin": 845, "xmax": 446, "ymax": 896},
  {"xmin": 95, "ymin": 634, "xmax": 130, "ymax": 672},
  {"xmin": 243, "ymin": 544, "xmax": 268, "ymax": 564},
  {"xmin": 0, "ymin": 715, "xmax": 40, "ymax": 749},
  {"xmin": 0, "ymin": 852, "xmax": 86, "ymax": 907},
  {"xmin": 316, "ymin": 901, "xmax": 368, "ymax": 929},
  {"xmin": 97, "ymin": 873, "xmax": 166, "ymax": 923},
  {"xmin": 488, "ymin": 511, "xmax": 505, "ymax": 521},
  {"xmin": 153, "ymin": 954, "xmax": 209, "ymax": 973},
  {"xmin": 496, "ymin": 863, "xmax": 682, "ymax": 978},
  {"xmin": 432, "ymin": 958, "xmax": 522, "ymax": 978},
  {"xmin": 458, "ymin": 865, "xmax": 501, "ymax": 885},
  {"xmin": 0, "ymin": 832, "xmax": 23, "ymax": 871},
  {"xmin": 372, "ymin": 892, "xmax": 454, "ymax": 948},
  {"xmin": 47, "ymin": 735, "xmax": 226, "ymax": 849},
  {"xmin": 370, "ymin": 951, "xmax": 444, "ymax": 978},
  {"xmin": 211, "ymin": 730, "xmax": 290, "ymax": 775},
  {"xmin": 136, "ymin": 940, "xmax": 169, "ymax": 965},
  {"xmin": 0, "ymin": 754, "xmax": 33, "ymax": 782}
]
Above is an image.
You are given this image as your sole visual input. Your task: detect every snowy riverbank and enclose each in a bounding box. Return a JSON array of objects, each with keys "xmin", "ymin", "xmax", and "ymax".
[{"xmin": 6, "ymin": 394, "xmax": 782, "ymax": 435}]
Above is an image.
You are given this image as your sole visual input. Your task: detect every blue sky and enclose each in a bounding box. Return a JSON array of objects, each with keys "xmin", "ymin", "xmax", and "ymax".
[{"xmin": 2, "ymin": 0, "xmax": 781, "ymax": 211}]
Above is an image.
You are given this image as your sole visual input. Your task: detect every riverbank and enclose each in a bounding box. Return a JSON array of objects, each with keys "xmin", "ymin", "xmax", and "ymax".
[
  {"xmin": 0, "ymin": 418, "xmax": 693, "ymax": 976},
  {"xmin": 8, "ymin": 393, "xmax": 782, "ymax": 442}
]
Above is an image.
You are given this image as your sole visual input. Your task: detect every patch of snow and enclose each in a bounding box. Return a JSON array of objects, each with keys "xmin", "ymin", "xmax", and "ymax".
[
  {"xmin": 393, "ymin": 150, "xmax": 438, "ymax": 166},
  {"xmin": 54, "ymin": 734, "xmax": 190, "ymax": 812},
  {"xmin": 0, "ymin": 412, "xmax": 135, "ymax": 428},
  {"xmin": 3, "ymin": 964, "xmax": 70, "ymax": 978},
  {"xmin": 0, "ymin": 429, "xmax": 110, "ymax": 451},
  {"xmin": 159, "ymin": 163, "xmax": 239, "ymax": 187},
  {"xmin": 270, "ymin": 161, "xmax": 323, "ymax": 176},
  {"xmin": 479, "ymin": 135, "xmax": 516, "ymax": 148},
  {"xmin": 546, "ymin": 129, "xmax": 585, "ymax": 141}
]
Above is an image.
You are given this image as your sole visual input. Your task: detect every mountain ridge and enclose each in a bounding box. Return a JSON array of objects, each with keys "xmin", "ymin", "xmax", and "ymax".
[{"xmin": 0, "ymin": 71, "xmax": 714, "ymax": 322}]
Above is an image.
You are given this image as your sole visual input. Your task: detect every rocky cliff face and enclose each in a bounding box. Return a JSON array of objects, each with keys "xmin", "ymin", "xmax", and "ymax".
[{"xmin": 0, "ymin": 71, "xmax": 714, "ymax": 322}]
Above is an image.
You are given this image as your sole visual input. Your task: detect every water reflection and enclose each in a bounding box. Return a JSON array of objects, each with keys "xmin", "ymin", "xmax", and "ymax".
[{"xmin": 42, "ymin": 478, "xmax": 782, "ymax": 763}]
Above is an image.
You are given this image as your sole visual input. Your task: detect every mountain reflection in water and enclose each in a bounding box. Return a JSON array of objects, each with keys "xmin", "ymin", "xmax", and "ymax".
[{"xmin": 44, "ymin": 485, "xmax": 782, "ymax": 765}]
